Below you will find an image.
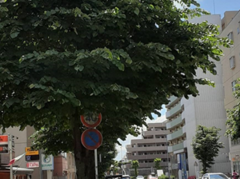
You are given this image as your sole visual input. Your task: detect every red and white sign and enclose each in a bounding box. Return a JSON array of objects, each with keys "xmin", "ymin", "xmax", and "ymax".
[
  {"xmin": 0, "ymin": 135, "xmax": 8, "ymax": 145},
  {"xmin": 27, "ymin": 161, "xmax": 39, "ymax": 168},
  {"xmin": 81, "ymin": 113, "xmax": 102, "ymax": 128}
]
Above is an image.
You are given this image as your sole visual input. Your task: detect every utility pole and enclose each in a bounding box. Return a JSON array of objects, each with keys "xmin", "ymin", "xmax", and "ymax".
[
  {"xmin": 94, "ymin": 149, "xmax": 98, "ymax": 179},
  {"xmin": 8, "ymin": 134, "xmax": 13, "ymax": 179},
  {"xmin": 39, "ymin": 150, "xmax": 43, "ymax": 179}
]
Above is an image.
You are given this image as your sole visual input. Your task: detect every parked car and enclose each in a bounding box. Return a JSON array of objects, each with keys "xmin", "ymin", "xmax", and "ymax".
[
  {"xmin": 137, "ymin": 175, "xmax": 144, "ymax": 179},
  {"xmin": 202, "ymin": 173, "xmax": 230, "ymax": 179}
]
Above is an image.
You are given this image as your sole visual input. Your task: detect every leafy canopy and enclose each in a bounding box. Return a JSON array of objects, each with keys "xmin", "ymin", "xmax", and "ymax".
[
  {"xmin": 0, "ymin": 0, "xmax": 231, "ymax": 177},
  {"xmin": 192, "ymin": 125, "xmax": 223, "ymax": 174}
]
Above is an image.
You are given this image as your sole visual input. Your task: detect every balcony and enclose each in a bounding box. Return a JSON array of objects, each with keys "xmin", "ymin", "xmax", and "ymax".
[
  {"xmin": 166, "ymin": 103, "xmax": 182, "ymax": 119},
  {"xmin": 167, "ymin": 126, "xmax": 186, "ymax": 141},
  {"xmin": 143, "ymin": 130, "xmax": 169, "ymax": 137},
  {"xmin": 166, "ymin": 116, "xmax": 183, "ymax": 129},
  {"xmin": 166, "ymin": 96, "xmax": 179, "ymax": 108},
  {"xmin": 127, "ymin": 146, "xmax": 167, "ymax": 152},
  {"xmin": 131, "ymin": 138, "xmax": 167, "ymax": 144},
  {"xmin": 139, "ymin": 162, "xmax": 168, "ymax": 168},
  {"xmin": 127, "ymin": 154, "xmax": 168, "ymax": 160},
  {"xmin": 168, "ymin": 142, "xmax": 186, "ymax": 153}
]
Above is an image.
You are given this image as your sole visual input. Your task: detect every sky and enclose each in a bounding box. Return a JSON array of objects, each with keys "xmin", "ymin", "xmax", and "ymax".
[{"xmin": 114, "ymin": 0, "xmax": 240, "ymax": 161}]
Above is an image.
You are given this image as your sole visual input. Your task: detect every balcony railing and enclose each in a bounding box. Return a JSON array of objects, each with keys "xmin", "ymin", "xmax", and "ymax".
[
  {"xmin": 127, "ymin": 146, "xmax": 167, "ymax": 152},
  {"xmin": 166, "ymin": 116, "xmax": 183, "ymax": 129},
  {"xmin": 166, "ymin": 96, "xmax": 179, "ymax": 108},
  {"xmin": 166, "ymin": 103, "xmax": 182, "ymax": 119},
  {"xmin": 131, "ymin": 138, "xmax": 167, "ymax": 144},
  {"xmin": 127, "ymin": 154, "xmax": 168, "ymax": 160},
  {"xmin": 167, "ymin": 126, "xmax": 186, "ymax": 141},
  {"xmin": 139, "ymin": 162, "xmax": 168, "ymax": 168},
  {"xmin": 143, "ymin": 130, "xmax": 169, "ymax": 137}
]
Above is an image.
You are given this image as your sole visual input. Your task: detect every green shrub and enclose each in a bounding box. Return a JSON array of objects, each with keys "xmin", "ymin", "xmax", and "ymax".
[{"xmin": 158, "ymin": 174, "xmax": 168, "ymax": 179}]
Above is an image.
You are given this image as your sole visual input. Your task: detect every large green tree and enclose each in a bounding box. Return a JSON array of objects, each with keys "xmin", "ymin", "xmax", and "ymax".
[
  {"xmin": 0, "ymin": 0, "xmax": 230, "ymax": 178},
  {"xmin": 192, "ymin": 125, "xmax": 224, "ymax": 174}
]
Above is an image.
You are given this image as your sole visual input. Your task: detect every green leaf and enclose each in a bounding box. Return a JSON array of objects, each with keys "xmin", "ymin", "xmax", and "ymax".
[
  {"xmin": 10, "ymin": 32, "xmax": 19, "ymax": 38},
  {"xmin": 74, "ymin": 65, "xmax": 84, "ymax": 71},
  {"xmin": 134, "ymin": 8, "xmax": 139, "ymax": 15}
]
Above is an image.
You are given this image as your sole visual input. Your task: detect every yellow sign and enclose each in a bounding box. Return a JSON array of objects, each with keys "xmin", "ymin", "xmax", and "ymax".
[{"xmin": 25, "ymin": 147, "xmax": 39, "ymax": 156}]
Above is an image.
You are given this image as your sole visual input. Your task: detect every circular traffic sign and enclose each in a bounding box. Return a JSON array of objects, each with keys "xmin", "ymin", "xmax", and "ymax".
[
  {"xmin": 80, "ymin": 112, "xmax": 102, "ymax": 128},
  {"xmin": 81, "ymin": 128, "xmax": 103, "ymax": 150}
]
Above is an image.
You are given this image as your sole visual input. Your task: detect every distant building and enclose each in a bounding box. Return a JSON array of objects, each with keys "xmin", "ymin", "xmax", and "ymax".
[
  {"xmin": 126, "ymin": 122, "xmax": 169, "ymax": 176},
  {"xmin": 220, "ymin": 10, "xmax": 240, "ymax": 174}
]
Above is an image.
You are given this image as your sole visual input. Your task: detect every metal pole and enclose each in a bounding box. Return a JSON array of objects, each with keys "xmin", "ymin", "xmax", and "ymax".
[
  {"xmin": 39, "ymin": 150, "xmax": 43, "ymax": 179},
  {"xmin": 95, "ymin": 149, "xmax": 98, "ymax": 179},
  {"xmin": 8, "ymin": 134, "xmax": 13, "ymax": 179}
]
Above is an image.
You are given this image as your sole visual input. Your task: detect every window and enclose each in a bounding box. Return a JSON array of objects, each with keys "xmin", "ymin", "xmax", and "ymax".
[
  {"xmin": 229, "ymin": 56, "xmax": 235, "ymax": 69},
  {"xmin": 228, "ymin": 32, "xmax": 233, "ymax": 41},
  {"xmin": 232, "ymin": 80, "xmax": 236, "ymax": 91}
]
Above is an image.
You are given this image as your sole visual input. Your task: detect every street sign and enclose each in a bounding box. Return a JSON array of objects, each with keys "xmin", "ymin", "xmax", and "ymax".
[
  {"xmin": 25, "ymin": 155, "xmax": 40, "ymax": 161},
  {"xmin": 25, "ymin": 147, "xmax": 39, "ymax": 155},
  {"xmin": 27, "ymin": 161, "xmax": 39, "ymax": 168},
  {"xmin": 81, "ymin": 128, "xmax": 103, "ymax": 150},
  {"xmin": 42, "ymin": 154, "xmax": 54, "ymax": 170},
  {"xmin": 0, "ymin": 145, "xmax": 8, "ymax": 153},
  {"xmin": 0, "ymin": 135, "xmax": 8, "ymax": 145},
  {"xmin": 80, "ymin": 112, "xmax": 102, "ymax": 128}
]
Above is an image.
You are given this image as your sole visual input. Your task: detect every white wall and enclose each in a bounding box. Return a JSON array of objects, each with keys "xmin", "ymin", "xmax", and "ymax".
[{"xmin": 183, "ymin": 15, "xmax": 231, "ymax": 176}]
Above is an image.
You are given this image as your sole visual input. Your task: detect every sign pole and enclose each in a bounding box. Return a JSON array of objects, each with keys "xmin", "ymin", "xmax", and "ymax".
[
  {"xmin": 8, "ymin": 134, "xmax": 13, "ymax": 179},
  {"xmin": 39, "ymin": 150, "xmax": 43, "ymax": 179},
  {"xmin": 95, "ymin": 148, "xmax": 98, "ymax": 179}
]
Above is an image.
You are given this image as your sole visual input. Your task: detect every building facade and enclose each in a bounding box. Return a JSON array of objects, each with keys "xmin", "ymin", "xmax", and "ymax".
[
  {"xmin": 126, "ymin": 122, "xmax": 169, "ymax": 176},
  {"xmin": 220, "ymin": 10, "xmax": 240, "ymax": 174},
  {"xmin": 166, "ymin": 14, "xmax": 232, "ymax": 179},
  {"xmin": 0, "ymin": 127, "xmax": 75, "ymax": 179}
]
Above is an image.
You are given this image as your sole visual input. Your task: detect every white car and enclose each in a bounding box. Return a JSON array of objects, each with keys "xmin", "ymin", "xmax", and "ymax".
[
  {"xmin": 202, "ymin": 173, "xmax": 230, "ymax": 179},
  {"xmin": 137, "ymin": 175, "xmax": 144, "ymax": 179}
]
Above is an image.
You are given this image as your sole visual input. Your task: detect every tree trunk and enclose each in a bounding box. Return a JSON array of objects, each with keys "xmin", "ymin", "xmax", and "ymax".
[{"xmin": 73, "ymin": 120, "xmax": 95, "ymax": 179}]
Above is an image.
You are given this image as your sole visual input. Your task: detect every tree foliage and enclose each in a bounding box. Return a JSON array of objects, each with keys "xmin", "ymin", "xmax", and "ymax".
[
  {"xmin": 226, "ymin": 79, "xmax": 240, "ymax": 140},
  {"xmin": 131, "ymin": 160, "xmax": 139, "ymax": 177},
  {"xmin": 154, "ymin": 158, "xmax": 162, "ymax": 170},
  {"xmin": 192, "ymin": 125, "xmax": 223, "ymax": 174},
  {"xmin": 0, "ymin": 0, "xmax": 230, "ymax": 178}
]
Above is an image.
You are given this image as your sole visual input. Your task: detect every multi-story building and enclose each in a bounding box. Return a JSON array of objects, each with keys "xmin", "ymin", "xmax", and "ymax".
[
  {"xmin": 126, "ymin": 122, "xmax": 169, "ymax": 176},
  {"xmin": 166, "ymin": 14, "xmax": 231, "ymax": 179},
  {"xmin": 165, "ymin": 96, "xmax": 187, "ymax": 179},
  {"xmin": 0, "ymin": 127, "xmax": 73, "ymax": 179},
  {"xmin": 220, "ymin": 10, "xmax": 240, "ymax": 174}
]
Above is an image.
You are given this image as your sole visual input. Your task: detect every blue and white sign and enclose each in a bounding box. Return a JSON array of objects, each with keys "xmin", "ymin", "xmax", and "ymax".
[{"xmin": 41, "ymin": 154, "xmax": 54, "ymax": 170}]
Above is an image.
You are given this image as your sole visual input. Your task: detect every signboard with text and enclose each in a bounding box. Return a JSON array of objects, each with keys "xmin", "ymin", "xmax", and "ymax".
[
  {"xmin": 42, "ymin": 154, "xmax": 54, "ymax": 170},
  {"xmin": 25, "ymin": 147, "xmax": 39, "ymax": 155},
  {"xmin": 0, "ymin": 135, "xmax": 8, "ymax": 154},
  {"xmin": 27, "ymin": 161, "xmax": 39, "ymax": 168}
]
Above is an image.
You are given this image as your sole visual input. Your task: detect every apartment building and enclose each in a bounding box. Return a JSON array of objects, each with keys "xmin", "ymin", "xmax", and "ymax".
[
  {"xmin": 126, "ymin": 122, "xmax": 169, "ymax": 176},
  {"xmin": 220, "ymin": 10, "xmax": 240, "ymax": 174},
  {"xmin": 165, "ymin": 97, "xmax": 187, "ymax": 179},
  {"xmin": 166, "ymin": 14, "xmax": 231, "ymax": 179}
]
